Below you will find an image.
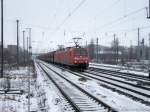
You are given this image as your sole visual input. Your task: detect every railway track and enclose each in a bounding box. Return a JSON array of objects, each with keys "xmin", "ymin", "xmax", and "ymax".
[
  {"xmin": 46, "ymin": 64, "xmax": 150, "ymax": 106},
  {"xmin": 69, "ymin": 70, "xmax": 150, "ymax": 105},
  {"xmin": 35, "ymin": 63, "xmax": 74, "ymax": 112},
  {"xmin": 88, "ymin": 67, "xmax": 150, "ymax": 82},
  {"xmin": 86, "ymin": 69, "xmax": 150, "ymax": 91},
  {"xmin": 90, "ymin": 63, "xmax": 148, "ymax": 73},
  {"xmin": 37, "ymin": 61, "xmax": 117, "ymax": 112}
]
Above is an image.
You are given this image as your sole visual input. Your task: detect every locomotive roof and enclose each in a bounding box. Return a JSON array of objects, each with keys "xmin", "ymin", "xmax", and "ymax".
[{"xmin": 56, "ymin": 46, "xmax": 84, "ymax": 51}]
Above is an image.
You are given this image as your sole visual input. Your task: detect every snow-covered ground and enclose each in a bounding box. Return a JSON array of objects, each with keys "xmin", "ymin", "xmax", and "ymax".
[
  {"xmin": 0, "ymin": 66, "xmax": 38, "ymax": 112},
  {"xmin": 41, "ymin": 61, "xmax": 150, "ymax": 112},
  {"xmin": 90, "ymin": 63, "xmax": 149, "ymax": 77},
  {"xmin": 35, "ymin": 62, "xmax": 73, "ymax": 112},
  {"xmin": 2, "ymin": 60, "xmax": 149, "ymax": 112},
  {"xmin": 0, "ymin": 62, "xmax": 73, "ymax": 112}
]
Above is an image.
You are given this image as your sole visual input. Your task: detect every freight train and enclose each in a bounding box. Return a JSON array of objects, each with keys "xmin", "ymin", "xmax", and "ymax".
[{"xmin": 38, "ymin": 47, "xmax": 89, "ymax": 69}]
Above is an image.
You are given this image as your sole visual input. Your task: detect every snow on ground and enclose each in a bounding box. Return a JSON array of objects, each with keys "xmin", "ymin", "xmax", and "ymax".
[
  {"xmin": 0, "ymin": 66, "xmax": 38, "ymax": 112},
  {"xmin": 90, "ymin": 63, "xmax": 127, "ymax": 69},
  {"xmin": 120, "ymin": 70, "xmax": 148, "ymax": 76},
  {"xmin": 43, "ymin": 62, "xmax": 150, "ymax": 112},
  {"xmin": 90, "ymin": 63, "xmax": 149, "ymax": 77},
  {"xmin": 5, "ymin": 67, "xmax": 29, "ymax": 76},
  {"xmin": 80, "ymin": 81, "xmax": 150, "ymax": 112},
  {"xmin": 35, "ymin": 61, "xmax": 73, "ymax": 112}
]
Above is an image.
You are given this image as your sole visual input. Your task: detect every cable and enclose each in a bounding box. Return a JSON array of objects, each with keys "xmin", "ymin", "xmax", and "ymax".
[
  {"xmin": 55, "ymin": 0, "xmax": 87, "ymax": 31},
  {"xmin": 103, "ymin": 25, "xmax": 150, "ymax": 34},
  {"xmin": 96, "ymin": 6, "xmax": 147, "ymax": 30},
  {"xmin": 4, "ymin": 18, "xmax": 55, "ymax": 30},
  {"xmin": 7, "ymin": 0, "xmax": 87, "ymax": 31},
  {"xmin": 54, "ymin": 0, "xmax": 121, "ymax": 33},
  {"xmin": 100, "ymin": 0, "xmax": 121, "ymax": 13},
  {"xmin": 20, "ymin": 22, "xmax": 54, "ymax": 30}
]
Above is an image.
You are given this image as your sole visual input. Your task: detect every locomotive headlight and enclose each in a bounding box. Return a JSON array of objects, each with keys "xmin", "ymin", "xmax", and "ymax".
[
  {"xmin": 74, "ymin": 57, "xmax": 79, "ymax": 60},
  {"xmin": 74, "ymin": 61, "xmax": 77, "ymax": 63}
]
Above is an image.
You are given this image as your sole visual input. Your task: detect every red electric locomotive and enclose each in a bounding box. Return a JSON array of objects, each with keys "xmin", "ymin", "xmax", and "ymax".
[
  {"xmin": 38, "ymin": 46, "xmax": 89, "ymax": 69},
  {"xmin": 54, "ymin": 47, "xmax": 89, "ymax": 69}
]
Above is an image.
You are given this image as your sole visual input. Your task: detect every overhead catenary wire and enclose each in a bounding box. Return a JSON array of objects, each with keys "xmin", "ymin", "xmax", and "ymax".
[
  {"xmin": 3, "ymin": 18, "xmax": 55, "ymax": 30},
  {"xmin": 103, "ymin": 25, "xmax": 150, "ymax": 35},
  {"xmin": 4, "ymin": 5, "xmax": 147, "ymax": 37},
  {"xmin": 96, "ymin": 6, "xmax": 147, "ymax": 30},
  {"xmin": 2, "ymin": 0, "xmax": 87, "ymax": 32},
  {"xmin": 67, "ymin": 24, "xmax": 150, "ymax": 37},
  {"xmin": 55, "ymin": 0, "xmax": 87, "ymax": 31},
  {"xmin": 99, "ymin": 0, "xmax": 121, "ymax": 13},
  {"xmin": 4, "ymin": 1, "xmax": 150, "ymax": 53}
]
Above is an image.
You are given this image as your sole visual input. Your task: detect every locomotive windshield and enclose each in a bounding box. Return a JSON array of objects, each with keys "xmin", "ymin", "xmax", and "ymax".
[{"xmin": 74, "ymin": 48, "xmax": 88, "ymax": 56}]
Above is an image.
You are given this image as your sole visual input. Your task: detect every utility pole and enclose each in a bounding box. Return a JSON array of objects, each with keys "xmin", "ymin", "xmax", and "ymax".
[
  {"xmin": 26, "ymin": 28, "xmax": 32, "ymax": 61},
  {"xmin": 137, "ymin": 28, "xmax": 140, "ymax": 62},
  {"xmin": 1, "ymin": 0, "xmax": 3, "ymax": 78},
  {"xmin": 27, "ymin": 37, "xmax": 29, "ymax": 63},
  {"xmin": 29, "ymin": 28, "xmax": 32, "ymax": 59},
  {"xmin": 149, "ymin": 34, "xmax": 150, "ymax": 65},
  {"xmin": 113, "ymin": 34, "xmax": 116, "ymax": 64},
  {"xmin": 85, "ymin": 41, "xmax": 87, "ymax": 48},
  {"xmin": 23, "ymin": 31, "xmax": 25, "ymax": 64},
  {"xmin": 116, "ymin": 38, "xmax": 119, "ymax": 64},
  {"xmin": 28, "ymin": 67, "xmax": 30, "ymax": 112},
  {"xmin": 16, "ymin": 20, "xmax": 19, "ymax": 68},
  {"xmin": 26, "ymin": 28, "xmax": 31, "ymax": 112},
  {"xmin": 96, "ymin": 38, "xmax": 98, "ymax": 63},
  {"xmin": 130, "ymin": 40, "xmax": 133, "ymax": 61},
  {"xmin": 141, "ymin": 38, "xmax": 145, "ymax": 60},
  {"xmin": 148, "ymin": 0, "xmax": 150, "ymax": 19},
  {"xmin": 146, "ymin": 0, "xmax": 150, "ymax": 19}
]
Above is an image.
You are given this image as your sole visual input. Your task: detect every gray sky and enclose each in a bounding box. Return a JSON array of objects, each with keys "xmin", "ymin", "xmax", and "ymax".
[{"xmin": 1, "ymin": 0, "xmax": 150, "ymax": 53}]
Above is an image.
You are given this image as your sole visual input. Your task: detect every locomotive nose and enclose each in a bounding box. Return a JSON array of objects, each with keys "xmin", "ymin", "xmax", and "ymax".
[{"xmin": 74, "ymin": 57, "xmax": 88, "ymax": 63}]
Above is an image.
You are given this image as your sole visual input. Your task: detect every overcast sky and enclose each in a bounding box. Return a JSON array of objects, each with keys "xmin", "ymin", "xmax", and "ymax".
[{"xmin": 1, "ymin": 0, "xmax": 150, "ymax": 53}]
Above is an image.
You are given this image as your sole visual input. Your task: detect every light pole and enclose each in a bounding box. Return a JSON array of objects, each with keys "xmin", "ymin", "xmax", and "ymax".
[
  {"xmin": 137, "ymin": 28, "xmax": 140, "ymax": 62},
  {"xmin": 25, "ymin": 28, "xmax": 32, "ymax": 112},
  {"xmin": 27, "ymin": 37, "xmax": 29, "ymax": 63},
  {"xmin": 16, "ymin": 20, "xmax": 19, "ymax": 68},
  {"xmin": 96, "ymin": 38, "xmax": 98, "ymax": 63},
  {"xmin": 23, "ymin": 31, "xmax": 25, "ymax": 64},
  {"xmin": 26, "ymin": 28, "xmax": 32, "ymax": 61}
]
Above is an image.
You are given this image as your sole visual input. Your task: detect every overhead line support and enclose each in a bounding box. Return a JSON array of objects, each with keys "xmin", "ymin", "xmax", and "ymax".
[
  {"xmin": 16, "ymin": 20, "xmax": 19, "ymax": 69},
  {"xmin": 149, "ymin": 0, "xmax": 150, "ymax": 18}
]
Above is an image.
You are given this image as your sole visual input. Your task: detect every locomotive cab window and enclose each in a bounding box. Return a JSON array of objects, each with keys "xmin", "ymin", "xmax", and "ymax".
[{"xmin": 74, "ymin": 48, "xmax": 88, "ymax": 56}]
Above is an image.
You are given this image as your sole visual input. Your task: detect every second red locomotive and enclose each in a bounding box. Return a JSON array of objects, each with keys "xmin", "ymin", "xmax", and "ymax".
[{"xmin": 39, "ymin": 47, "xmax": 89, "ymax": 69}]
